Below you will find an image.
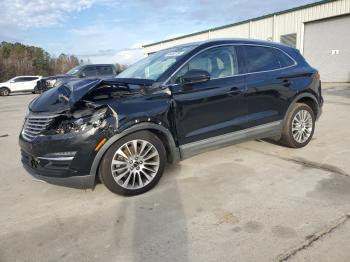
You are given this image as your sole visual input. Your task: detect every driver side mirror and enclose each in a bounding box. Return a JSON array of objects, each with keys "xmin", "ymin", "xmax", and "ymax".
[{"xmin": 182, "ymin": 69, "xmax": 210, "ymax": 85}]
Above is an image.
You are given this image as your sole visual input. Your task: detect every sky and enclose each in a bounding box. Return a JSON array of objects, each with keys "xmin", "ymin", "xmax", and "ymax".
[{"xmin": 0, "ymin": 0, "xmax": 320, "ymax": 65}]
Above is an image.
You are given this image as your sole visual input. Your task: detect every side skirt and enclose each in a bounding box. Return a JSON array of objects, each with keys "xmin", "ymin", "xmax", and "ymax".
[{"xmin": 179, "ymin": 121, "xmax": 282, "ymax": 159}]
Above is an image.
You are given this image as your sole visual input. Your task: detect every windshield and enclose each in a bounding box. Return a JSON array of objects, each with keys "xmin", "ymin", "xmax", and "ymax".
[
  {"xmin": 66, "ymin": 66, "xmax": 82, "ymax": 75},
  {"xmin": 117, "ymin": 45, "xmax": 196, "ymax": 80}
]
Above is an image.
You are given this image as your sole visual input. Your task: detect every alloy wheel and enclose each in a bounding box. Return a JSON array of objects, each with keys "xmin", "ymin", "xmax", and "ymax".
[
  {"xmin": 291, "ymin": 109, "xmax": 313, "ymax": 143},
  {"xmin": 110, "ymin": 139, "xmax": 160, "ymax": 190}
]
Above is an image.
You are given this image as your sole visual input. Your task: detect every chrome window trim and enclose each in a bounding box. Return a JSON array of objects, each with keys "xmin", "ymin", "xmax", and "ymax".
[{"xmin": 164, "ymin": 43, "xmax": 298, "ymax": 86}]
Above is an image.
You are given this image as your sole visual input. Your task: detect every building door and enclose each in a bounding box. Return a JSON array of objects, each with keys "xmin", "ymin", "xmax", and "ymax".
[{"xmin": 304, "ymin": 15, "xmax": 350, "ymax": 82}]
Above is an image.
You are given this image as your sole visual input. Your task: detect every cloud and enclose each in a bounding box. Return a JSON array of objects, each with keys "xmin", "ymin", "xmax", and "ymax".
[
  {"xmin": 113, "ymin": 48, "xmax": 144, "ymax": 65},
  {"xmin": 0, "ymin": 0, "xmax": 94, "ymax": 28},
  {"xmin": 0, "ymin": 0, "xmax": 319, "ymax": 65},
  {"xmin": 78, "ymin": 49, "xmax": 116, "ymax": 57}
]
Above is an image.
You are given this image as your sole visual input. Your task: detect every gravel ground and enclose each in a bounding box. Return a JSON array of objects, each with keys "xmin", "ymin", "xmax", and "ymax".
[{"xmin": 0, "ymin": 84, "xmax": 349, "ymax": 262}]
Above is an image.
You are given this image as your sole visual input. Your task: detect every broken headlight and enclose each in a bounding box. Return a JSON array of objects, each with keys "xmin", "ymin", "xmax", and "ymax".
[{"xmin": 56, "ymin": 108, "xmax": 108, "ymax": 134}]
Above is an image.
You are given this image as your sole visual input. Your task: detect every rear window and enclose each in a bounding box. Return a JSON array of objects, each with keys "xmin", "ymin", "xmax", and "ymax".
[
  {"xmin": 243, "ymin": 46, "xmax": 280, "ymax": 73},
  {"xmin": 273, "ymin": 49, "xmax": 295, "ymax": 67}
]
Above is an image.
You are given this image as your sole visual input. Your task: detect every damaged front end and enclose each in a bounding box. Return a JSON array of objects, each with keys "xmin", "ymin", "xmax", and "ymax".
[
  {"xmin": 23, "ymin": 79, "xmax": 121, "ymax": 142},
  {"xmin": 42, "ymin": 104, "xmax": 117, "ymax": 137},
  {"xmin": 19, "ymin": 78, "xmax": 158, "ymax": 188}
]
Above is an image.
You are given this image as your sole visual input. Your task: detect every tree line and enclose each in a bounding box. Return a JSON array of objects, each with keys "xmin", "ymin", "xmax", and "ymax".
[
  {"xmin": 0, "ymin": 42, "xmax": 128, "ymax": 82},
  {"xmin": 0, "ymin": 42, "xmax": 81, "ymax": 82}
]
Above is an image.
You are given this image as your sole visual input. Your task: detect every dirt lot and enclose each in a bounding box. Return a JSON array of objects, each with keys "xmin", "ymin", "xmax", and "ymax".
[{"xmin": 0, "ymin": 84, "xmax": 350, "ymax": 262}]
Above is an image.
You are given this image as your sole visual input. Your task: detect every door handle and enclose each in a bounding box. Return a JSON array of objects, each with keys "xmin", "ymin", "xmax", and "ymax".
[
  {"xmin": 282, "ymin": 79, "xmax": 291, "ymax": 86},
  {"xmin": 227, "ymin": 88, "xmax": 242, "ymax": 96}
]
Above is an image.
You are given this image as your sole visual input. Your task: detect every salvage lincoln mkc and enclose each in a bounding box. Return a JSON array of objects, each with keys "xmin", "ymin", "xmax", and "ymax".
[{"xmin": 19, "ymin": 39, "xmax": 323, "ymax": 196}]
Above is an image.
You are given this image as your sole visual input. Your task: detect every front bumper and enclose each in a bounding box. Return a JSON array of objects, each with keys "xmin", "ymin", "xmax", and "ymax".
[
  {"xmin": 19, "ymin": 129, "xmax": 104, "ymax": 189},
  {"xmin": 22, "ymin": 162, "xmax": 95, "ymax": 189}
]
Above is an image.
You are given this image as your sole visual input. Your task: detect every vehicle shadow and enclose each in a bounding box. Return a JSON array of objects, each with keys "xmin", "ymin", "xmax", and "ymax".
[
  {"xmin": 258, "ymin": 138, "xmax": 281, "ymax": 146},
  {"xmin": 113, "ymin": 163, "xmax": 189, "ymax": 262},
  {"xmin": 0, "ymin": 93, "xmax": 37, "ymax": 97}
]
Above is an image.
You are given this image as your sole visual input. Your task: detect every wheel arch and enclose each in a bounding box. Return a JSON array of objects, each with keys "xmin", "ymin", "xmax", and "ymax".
[
  {"xmin": 285, "ymin": 92, "xmax": 320, "ymax": 122},
  {"xmin": 0, "ymin": 86, "xmax": 11, "ymax": 94},
  {"xmin": 89, "ymin": 122, "xmax": 180, "ymax": 184}
]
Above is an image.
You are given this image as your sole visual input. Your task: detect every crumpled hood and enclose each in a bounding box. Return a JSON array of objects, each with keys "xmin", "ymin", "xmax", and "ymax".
[{"xmin": 29, "ymin": 78, "xmax": 155, "ymax": 113}]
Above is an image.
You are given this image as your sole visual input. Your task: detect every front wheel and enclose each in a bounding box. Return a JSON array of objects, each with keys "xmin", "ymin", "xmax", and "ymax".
[
  {"xmin": 279, "ymin": 103, "xmax": 315, "ymax": 148},
  {"xmin": 33, "ymin": 86, "xmax": 41, "ymax": 94},
  {"xmin": 99, "ymin": 131, "xmax": 167, "ymax": 196}
]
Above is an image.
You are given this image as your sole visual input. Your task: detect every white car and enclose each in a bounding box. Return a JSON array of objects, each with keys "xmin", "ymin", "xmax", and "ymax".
[{"xmin": 0, "ymin": 76, "xmax": 42, "ymax": 96}]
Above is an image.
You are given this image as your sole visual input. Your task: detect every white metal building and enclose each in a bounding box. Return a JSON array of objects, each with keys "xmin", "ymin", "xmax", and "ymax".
[{"xmin": 143, "ymin": 0, "xmax": 350, "ymax": 82}]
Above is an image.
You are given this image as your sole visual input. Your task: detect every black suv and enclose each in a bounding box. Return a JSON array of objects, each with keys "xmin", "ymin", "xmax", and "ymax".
[
  {"xmin": 19, "ymin": 39, "xmax": 323, "ymax": 196},
  {"xmin": 36, "ymin": 64, "xmax": 117, "ymax": 93}
]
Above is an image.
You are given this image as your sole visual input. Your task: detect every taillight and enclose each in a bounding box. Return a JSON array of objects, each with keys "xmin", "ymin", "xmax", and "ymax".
[{"xmin": 315, "ymin": 71, "xmax": 320, "ymax": 80}]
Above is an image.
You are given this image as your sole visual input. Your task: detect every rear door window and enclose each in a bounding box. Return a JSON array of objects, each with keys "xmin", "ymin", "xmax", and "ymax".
[
  {"xmin": 23, "ymin": 77, "xmax": 39, "ymax": 81},
  {"xmin": 83, "ymin": 66, "xmax": 98, "ymax": 77},
  {"xmin": 243, "ymin": 46, "xmax": 281, "ymax": 73},
  {"xmin": 97, "ymin": 66, "xmax": 114, "ymax": 75}
]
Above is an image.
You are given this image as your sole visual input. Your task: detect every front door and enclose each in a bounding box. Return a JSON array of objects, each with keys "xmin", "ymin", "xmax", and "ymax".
[
  {"xmin": 10, "ymin": 77, "xmax": 26, "ymax": 92},
  {"xmin": 169, "ymin": 45, "xmax": 247, "ymax": 145}
]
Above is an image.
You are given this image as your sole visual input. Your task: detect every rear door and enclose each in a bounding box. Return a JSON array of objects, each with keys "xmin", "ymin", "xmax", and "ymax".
[
  {"xmin": 9, "ymin": 77, "xmax": 27, "ymax": 91},
  {"xmin": 241, "ymin": 45, "xmax": 296, "ymax": 127},
  {"xmin": 169, "ymin": 45, "xmax": 247, "ymax": 145}
]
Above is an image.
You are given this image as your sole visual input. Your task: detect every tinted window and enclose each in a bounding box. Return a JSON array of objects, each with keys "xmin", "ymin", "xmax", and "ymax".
[
  {"xmin": 273, "ymin": 49, "xmax": 295, "ymax": 67},
  {"xmin": 83, "ymin": 66, "xmax": 97, "ymax": 77},
  {"xmin": 171, "ymin": 46, "xmax": 239, "ymax": 84},
  {"xmin": 244, "ymin": 46, "xmax": 280, "ymax": 73},
  {"xmin": 24, "ymin": 77, "xmax": 39, "ymax": 81},
  {"xmin": 97, "ymin": 66, "xmax": 114, "ymax": 75},
  {"xmin": 14, "ymin": 77, "xmax": 34, "ymax": 82}
]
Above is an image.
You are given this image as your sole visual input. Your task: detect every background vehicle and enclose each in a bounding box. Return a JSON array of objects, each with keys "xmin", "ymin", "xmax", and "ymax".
[
  {"xmin": 19, "ymin": 39, "xmax": 323, "ymax": 196},
  {"xmin": 36, "ymin": 64, "xmax": 117, "ymax": 93},
  {"xmin": 0, "ymin": 76, "xmax": 42, "ymax": 96}
]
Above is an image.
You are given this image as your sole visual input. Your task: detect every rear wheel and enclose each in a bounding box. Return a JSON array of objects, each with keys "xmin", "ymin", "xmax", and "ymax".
[
  {"xmin": 99, "ymin": 131, "xmax": 166, "ymax": 196},
  {"xmin": 0, "ymin": 87, "xmax": 10, "ymax": 96},
  {"xmin": 279, "ymin": 103, "xmax": 315, "ymax": 148}
]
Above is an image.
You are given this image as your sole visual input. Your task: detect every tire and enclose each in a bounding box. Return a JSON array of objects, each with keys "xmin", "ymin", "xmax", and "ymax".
[
  {"xmin": 33, "ymin": 86, "xmax": 41, "ymax": 94},
  {"xmin": 0, "ymin": 87, "xmax": 10, "ymax": 96},
  {"xmin": 99, "ymin": 131, "xmax": 167, "ymax": 196},
  {"xmin": 279, "ymin": 103, "xmax": 315, "ymax": 148}
]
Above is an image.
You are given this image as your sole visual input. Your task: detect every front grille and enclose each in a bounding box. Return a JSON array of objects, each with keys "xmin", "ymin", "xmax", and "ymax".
[
  {"xmin": 36, "ymin": 79, "xmax": 49, "ymax": 92},
  {"xmin": 22, "ymin": 115, "xmax": 56, "ymax": 141}
]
